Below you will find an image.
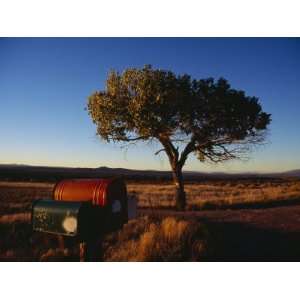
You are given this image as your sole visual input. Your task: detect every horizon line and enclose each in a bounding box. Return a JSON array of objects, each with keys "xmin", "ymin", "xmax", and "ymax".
[{"xmin": 0, "ymin": 162, "xmax": 299, "ymax": 175}]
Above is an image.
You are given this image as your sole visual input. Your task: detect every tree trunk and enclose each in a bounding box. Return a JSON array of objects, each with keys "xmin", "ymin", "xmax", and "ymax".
[{"xmin": 172, "ymin": 165, "xmax": 186, "ymax": 211}]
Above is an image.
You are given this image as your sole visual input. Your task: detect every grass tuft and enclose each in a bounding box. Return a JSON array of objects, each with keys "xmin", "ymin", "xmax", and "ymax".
[{"xmin": 103, "ymin": 216, "xmax": 211, "ymax": 261}]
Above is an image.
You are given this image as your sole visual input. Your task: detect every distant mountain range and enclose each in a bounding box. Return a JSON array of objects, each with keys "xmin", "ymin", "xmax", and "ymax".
[{"xmin": 0, "ymin": 163, "xmax": 299, "ymax": 182}]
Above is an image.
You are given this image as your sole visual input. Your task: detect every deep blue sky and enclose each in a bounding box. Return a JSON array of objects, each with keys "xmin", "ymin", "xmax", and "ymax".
[{"xmin": 0, "ymin": 38, "xmax": 299, "ymax": 172}]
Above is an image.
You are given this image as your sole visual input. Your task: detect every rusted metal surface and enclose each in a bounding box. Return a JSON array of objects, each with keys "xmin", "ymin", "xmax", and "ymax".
[
  {"xmin": 54, "ymin": 178, "xmax": 127, "ymax": 205},
  {"xmin": 53, "ymin": 178, "xmax": 128, "ymax": 225},
  {"xmin": 31, "ymin": 178, "xmax": 130, "ymax": 261}
]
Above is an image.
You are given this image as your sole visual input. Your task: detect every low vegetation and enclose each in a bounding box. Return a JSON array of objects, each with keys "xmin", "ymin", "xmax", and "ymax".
[
  {"xmin": 103, "ymin": 216, "xmax": 210, "ymax": 261},
  {"xmin": 128, "ymin": 179, "xmax": 300, "ymax": 209},
  {"xmin": 0, "ymin": 214, "xmax": 211, "ymax": 261},
  {"xmin": 1, "ymin": 178, "xmax": 300, "ymax": 261}
]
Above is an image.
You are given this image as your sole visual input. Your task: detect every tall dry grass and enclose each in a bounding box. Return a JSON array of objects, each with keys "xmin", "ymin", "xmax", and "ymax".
[
  {"xmin": 1, "ymin": 179, "xmax": 300, "ymax": 261},
  {"xmin": 127, "ymin": 180, "xmax": 300, "ymax": 209},
  {"xmin": 0, "ymin": 214, "xmax": 210, "ymax": 261},
  {"xmin": 1, "ymin": 179, "xmax": 300, "ymax": 215},
  {"xmin": 103, "ymin": 216, "xmax": 210, "ymax": 261}
]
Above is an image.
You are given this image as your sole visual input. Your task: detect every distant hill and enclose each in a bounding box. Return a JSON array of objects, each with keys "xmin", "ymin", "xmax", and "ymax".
[
  {"xmin": 0, "ymin": 164, "xmax": 299, "ymax": 182},
  {"xmin": 277, "ymin": 169, "xmax": 300, "ymax": 177}
]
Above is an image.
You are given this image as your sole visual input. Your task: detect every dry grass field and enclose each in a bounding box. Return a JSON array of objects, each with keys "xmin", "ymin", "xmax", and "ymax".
[
  {"xmin": 128, "ymin": 179, "xmax": 300, "ymax": 209},
  {"xmin": 1, "ymin": 178, "xmax": 300, "ymax": 261}
]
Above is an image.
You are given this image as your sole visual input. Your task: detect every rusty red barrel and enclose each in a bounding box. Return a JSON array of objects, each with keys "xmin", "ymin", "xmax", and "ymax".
[
  {"xmin": 53, "ymin": 178, "xmax": 128, "ymax": 228},
  {"xmin": 53, "ymin": 178, "xmax": 127, "ymax": 207}
]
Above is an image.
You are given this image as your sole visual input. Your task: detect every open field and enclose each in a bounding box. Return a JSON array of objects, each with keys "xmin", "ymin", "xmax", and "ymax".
[
  {"xmin": 1, "ymin": 178, "xmax": 300, "ymax": 213},
  {"xmin": 128, "ymin": 179, "xmax": 300, "ymax": 209},
  {"xmin": 1, "ymin": 178, "xmax": 300, "ymax": 261}
]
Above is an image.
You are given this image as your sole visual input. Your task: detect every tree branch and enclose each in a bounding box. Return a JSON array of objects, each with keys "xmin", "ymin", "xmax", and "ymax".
[
  {"xmin": 154, "ymin": 148, "xmax": 166, "ymax": 155},
  {"xmin": 114, "ymin": 136, "xmax": 148, "ymax": 142},
  {"xmin": 158, "ymin": 135, "xmax": 179, "ymax": 167},
  {"xmin": 178, "ymin": 135, "xmax": 196, "ymax": 168}
]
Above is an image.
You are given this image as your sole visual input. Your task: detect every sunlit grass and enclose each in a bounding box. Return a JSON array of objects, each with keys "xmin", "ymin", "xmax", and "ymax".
[
  {"xmin": 103, "ymin": 216, "xmax": 210, "ymax": 261},
  {"xmin": 1, "ymin": 178, "xmax": 300, "ymax": 261},
  {"xmin": 127, "ymin": 180, "xmax": 300, "ymax": 209}
]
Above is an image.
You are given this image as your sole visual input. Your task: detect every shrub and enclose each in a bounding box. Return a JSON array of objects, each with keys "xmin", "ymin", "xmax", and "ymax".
[{"xmin": 103, "ymin": 216, "xmax": 211, "ymax": 261}]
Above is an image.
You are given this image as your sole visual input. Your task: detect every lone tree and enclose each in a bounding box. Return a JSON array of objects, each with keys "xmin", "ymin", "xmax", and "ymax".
[{"xmin": 87, "ymin": 65, "xmax": 271, "ymax": 210}]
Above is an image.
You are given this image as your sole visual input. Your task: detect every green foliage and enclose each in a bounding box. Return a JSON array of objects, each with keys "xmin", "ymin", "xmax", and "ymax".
[{"xmin": 87, "ymin": 65, "xmax": 271, "ymax": 166}]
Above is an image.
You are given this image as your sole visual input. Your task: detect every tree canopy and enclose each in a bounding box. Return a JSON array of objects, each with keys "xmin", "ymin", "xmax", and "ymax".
[
  {"xmin": 88, "ymin": 65, "xmax": 271, "ymax": 209},
  {"xmin": 87, "ymin": 65, "xmax": 271, "ymax": 167}
]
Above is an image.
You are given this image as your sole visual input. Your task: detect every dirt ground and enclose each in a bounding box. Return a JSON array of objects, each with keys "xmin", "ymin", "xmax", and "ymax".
[
  {"xmin": 139, "ymin": 205, "xmax": 300, "ymax": 261},
  {"xmin": 1, "ymin": 180, "xmax": 300, "ymax": 261}
]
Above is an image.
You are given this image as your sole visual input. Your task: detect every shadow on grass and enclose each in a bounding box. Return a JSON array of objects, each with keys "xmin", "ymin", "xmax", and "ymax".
[
  {"xmin": 199, "ymin": 219, "xmax": 300, "ymax": 261},
  {"xmin": 198, "ymin": 197, "xmax": 300, "ymax": 211},
  {"xmin": 139, "ymin": 198, "xmax": 300, "ymax": 212}
]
